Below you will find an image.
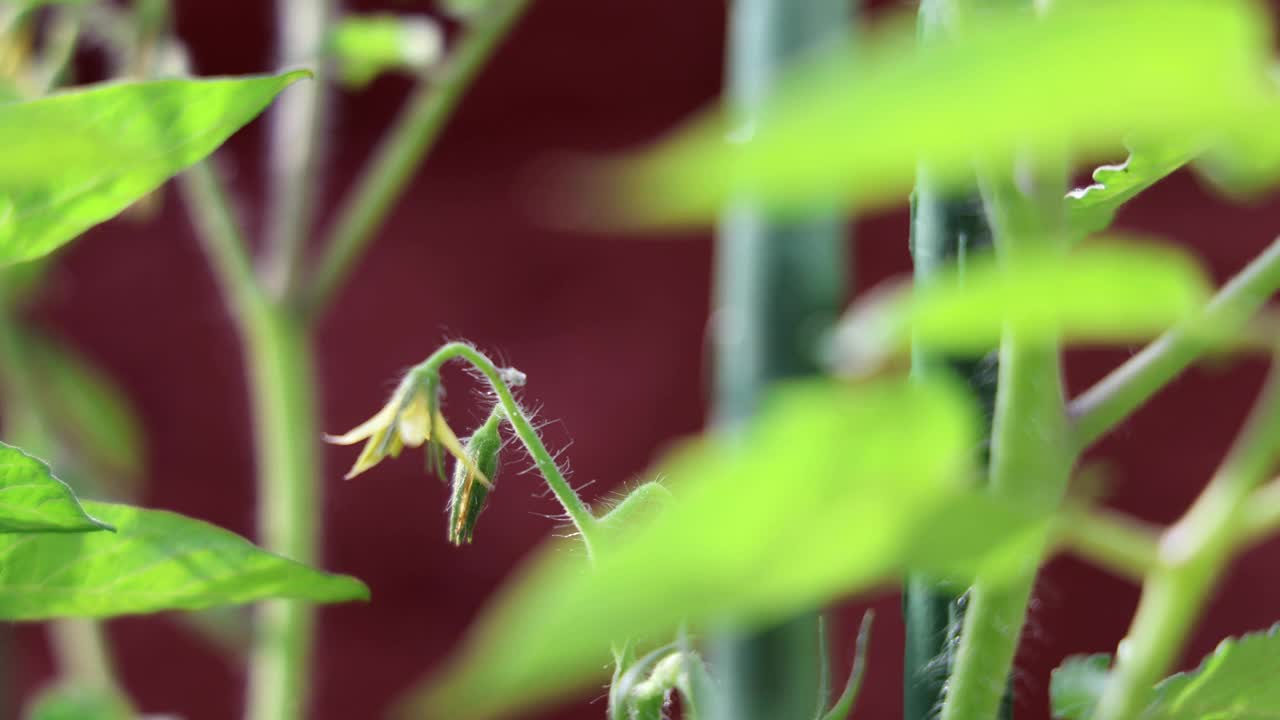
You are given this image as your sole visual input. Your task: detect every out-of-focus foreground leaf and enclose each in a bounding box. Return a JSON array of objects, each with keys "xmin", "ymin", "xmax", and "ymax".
[
  {"xmin": 0, "ymin": 71, "xmax": 306, "ymax": 264},
  {"xmin": 833, "ymin": 241, "xmax": 1211, "ymax": 363},
  {"xmin": 409, "ymin": 379, "xmax": 1049, "ymax": 718},
  {"xmin": 0, "ymin": 501, "xmax": 369, "ymax": 620},
  {"xmin": 0, "ymin": 442, "xmax": 110, "ymax": 533},
  {"xmin": 1051, "ymin": 625, "xmax": 1280, "ymax": 720},
  {"xmin": 613, "ymin": 0, "xmax": 1275, "ymax": 225}
]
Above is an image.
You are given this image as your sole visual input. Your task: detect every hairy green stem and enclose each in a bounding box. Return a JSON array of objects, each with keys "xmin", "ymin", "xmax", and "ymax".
[
  {"xmin": 941, "ymin": 338, "xmax": 1068, "ymax": 720},
  {"xmin": 1094, "ymin": 356, "xmax": 1280, "ymax": 720},
  {"xmin": 307, "ymin": 0, "xmax": 531, "ymax": 316},
  {"xmin": 416, "ymin": 342, "xmax": 601, "ymax": 554},
  {"xmin": 265, "ymin": 0, "xmax": 333, "ymax": 300},
  {"xmin": 940, "ymin": 162, "xmax": 1071, "ymax": 720},
  {"xmin": 1071, "ymin": 236, "xmax": 1280, "ymax": 452}
]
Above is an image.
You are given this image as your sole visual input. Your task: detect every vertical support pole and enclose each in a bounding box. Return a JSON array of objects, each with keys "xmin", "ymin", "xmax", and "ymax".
[{"xmin": 711, "ymin": 2, "xmax": 854, "ymax": 719}]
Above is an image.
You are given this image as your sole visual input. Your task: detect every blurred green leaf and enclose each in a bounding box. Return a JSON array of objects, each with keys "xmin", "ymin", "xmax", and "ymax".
[
  {"xmin": 1193, "ymin": 113, "xmax": 1280, "ymax": 198},
  {"xmin": 23, "ymin": 332, "xmax": 145, "ymax": 500},
  {"xmin": 613, "ymin": 0, "xmax": 1275, "ymax": 225},
  {"xmin": 1065, "ymin": 138, "xmax": 1203, "ymax": 239},
  {"xmin": 328, "ymin": 14, "xmax": 442, "ymax": 87},
  {"xmin": 24, "ymin": 683, "xmax": 131, "ymax": 720},
  {"xmin": 834, "ymin": 241, "xmax": 1210, "ymax": 360},
  {"xmin": 0, "ymin": 501, "xmax": 369, "ymax": 620},
  {"xmin": 409, "ymin": 379, "xmax": 1049, "ymax": 718},
  {"xmin": 1050, "ymin": 654, "xmax": 1110, "ymax": 720},
  {"xmin": 0, "ymin": 442, "xmax": 111, "ymax": 533},
  {"xmin": 1051, "ymin": 625, "xmax": 1280, "ymax": 720},
  {"xmin": 0, "ymin": 71, "xmax": 307, "ymax": 265}
]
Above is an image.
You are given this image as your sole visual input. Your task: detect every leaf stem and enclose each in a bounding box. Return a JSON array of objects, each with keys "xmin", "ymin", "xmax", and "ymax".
[
  {"xmin": 1053, "ymin": 507, "xmax": 1159, "ymax": 583},
  {"xmin": 305, "ymin": 0, "xmax": 531, "ymax": 317},
  {"xmin": 1070, "ymin": 236, "xmax": 1280, "ymax": 452},
  {"xmin": 1093, "ymin": 354, "xmax": 1280, "ymax": 720},
  {"xmin": 416, "ymin": 341, "xmax": 601, "ymax": 554},
  {"xmin": 1240, "ymin": 476, "xmax": 1280, "ymax": 541},
  {"xmin": 178, "ymin": 163, "xmax": 266, "ymax": 314}
]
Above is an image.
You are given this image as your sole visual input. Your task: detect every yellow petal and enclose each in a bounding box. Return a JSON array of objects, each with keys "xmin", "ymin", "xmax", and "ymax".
[
  {"xmin": 344, "ymin": 427, "xmax": 392, "ymax": 479},
  {"xmin": 326, "ymin": 402, "xmax": 397, "ymax": 446},
  {"xmin": 397, "ymin": 392, "xmax": 433, "ymax": 447},
  {"xmin": 433, "ymin": 412, "xmax": 491, "ymax": 488},
  {"xmin": 387, "ymin": 431, "xmax": 405, "ymax": 458}
]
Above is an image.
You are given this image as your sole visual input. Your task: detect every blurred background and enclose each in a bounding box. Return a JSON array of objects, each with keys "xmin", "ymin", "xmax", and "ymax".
[{"xmin": 11, "ymin": 1, "xmax": 1280, "ymax": 718}]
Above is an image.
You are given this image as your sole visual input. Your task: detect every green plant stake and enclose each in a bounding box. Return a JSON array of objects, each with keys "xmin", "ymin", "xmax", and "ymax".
[
  {"xmin": 711, "ymin": 1, "xmax": 853, "ymax": 718},
  {"xmin": 903, "ymin": 3, "xmax": 1005, "ymax": 718}
]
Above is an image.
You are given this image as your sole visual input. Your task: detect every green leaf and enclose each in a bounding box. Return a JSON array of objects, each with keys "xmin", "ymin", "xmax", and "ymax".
[
  {"xmin": 1050, "ymin": 654, "xmax": 1110, "ymax": 720},
  {"xmin": 833, "ymin": 241, "xmax": 1211, "ymax": 360},
  {"xmin": 24, "ymin": 683, "xmax": 131, "ymax": 720},
  {"xmin": 1065, "ymin": 138, "xmax": 1203, "ymax": 239},
  {"xmin": 0, "ymin": 501, "xmax": 369, "ymax": 620},
  {"xmin": 1051, "ymin": 625, "xmax": 1280, "ymax": 720},
  {"xmin": 612, "ymin": 0, "xmax": 1275, "ymax": 225},
  {"xmin": 23, "ymin": 332, "xmax": 146, "ymax": 499},
  {"xmin": 0, "ymin": 71, "xmax": 307, "ymax": 265},
  {"xmin": 409, "ymin": 378, "xmax": 1049, "ymax": 718},
  {"xmin": 0, "ymin": 442, "xmax": 111, "ymax": 533},
  {"xmin": 328, "ymin": 14, "xmax": 442, "ymax": 87}
]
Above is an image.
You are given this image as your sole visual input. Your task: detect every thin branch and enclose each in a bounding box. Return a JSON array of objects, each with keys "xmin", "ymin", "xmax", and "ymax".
[
  {"xmin": 1054, "ymin": 506, "xmax": 1160, "ymax": 583},
  {"xmin": 178, "ymin": 163, "xmax": 266, "ymax": 316},
  {"xmin": 305, "ymin": 0, "xmax": 531, "ymax": 317},
  {"xmin": 1070, "ymin": 236, "xmax": 1280, "ymax": 452},
  {"xmin": 1241, "ymin": 476, "xmax": 1280, "ymax": 543}
]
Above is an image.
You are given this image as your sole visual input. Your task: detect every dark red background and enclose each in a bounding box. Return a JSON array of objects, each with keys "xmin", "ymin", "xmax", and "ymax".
[{"xmin": 13, "ymin": 1, "xmax": 1280, "ymax": 718}]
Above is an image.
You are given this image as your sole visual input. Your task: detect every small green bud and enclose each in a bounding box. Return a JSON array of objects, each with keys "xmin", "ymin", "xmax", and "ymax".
[
  {"xmin": 327, "ymin": 14, "xmax": 443, "ymax": 87},
  {"xmin": 448, "ymin": 409, "xmax": 503, "ymax": 545}
]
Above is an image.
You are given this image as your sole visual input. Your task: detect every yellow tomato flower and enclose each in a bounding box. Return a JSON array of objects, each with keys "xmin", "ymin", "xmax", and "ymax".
[{"xmin": 326, "ymin": 374, "xmax": 488, "ymax": 484}]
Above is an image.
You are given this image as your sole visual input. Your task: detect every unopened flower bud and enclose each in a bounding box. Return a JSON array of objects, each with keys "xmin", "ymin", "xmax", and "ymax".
[{"xmin": 448, "ymin": 409, "xmax": 503, "ymax": 545}]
